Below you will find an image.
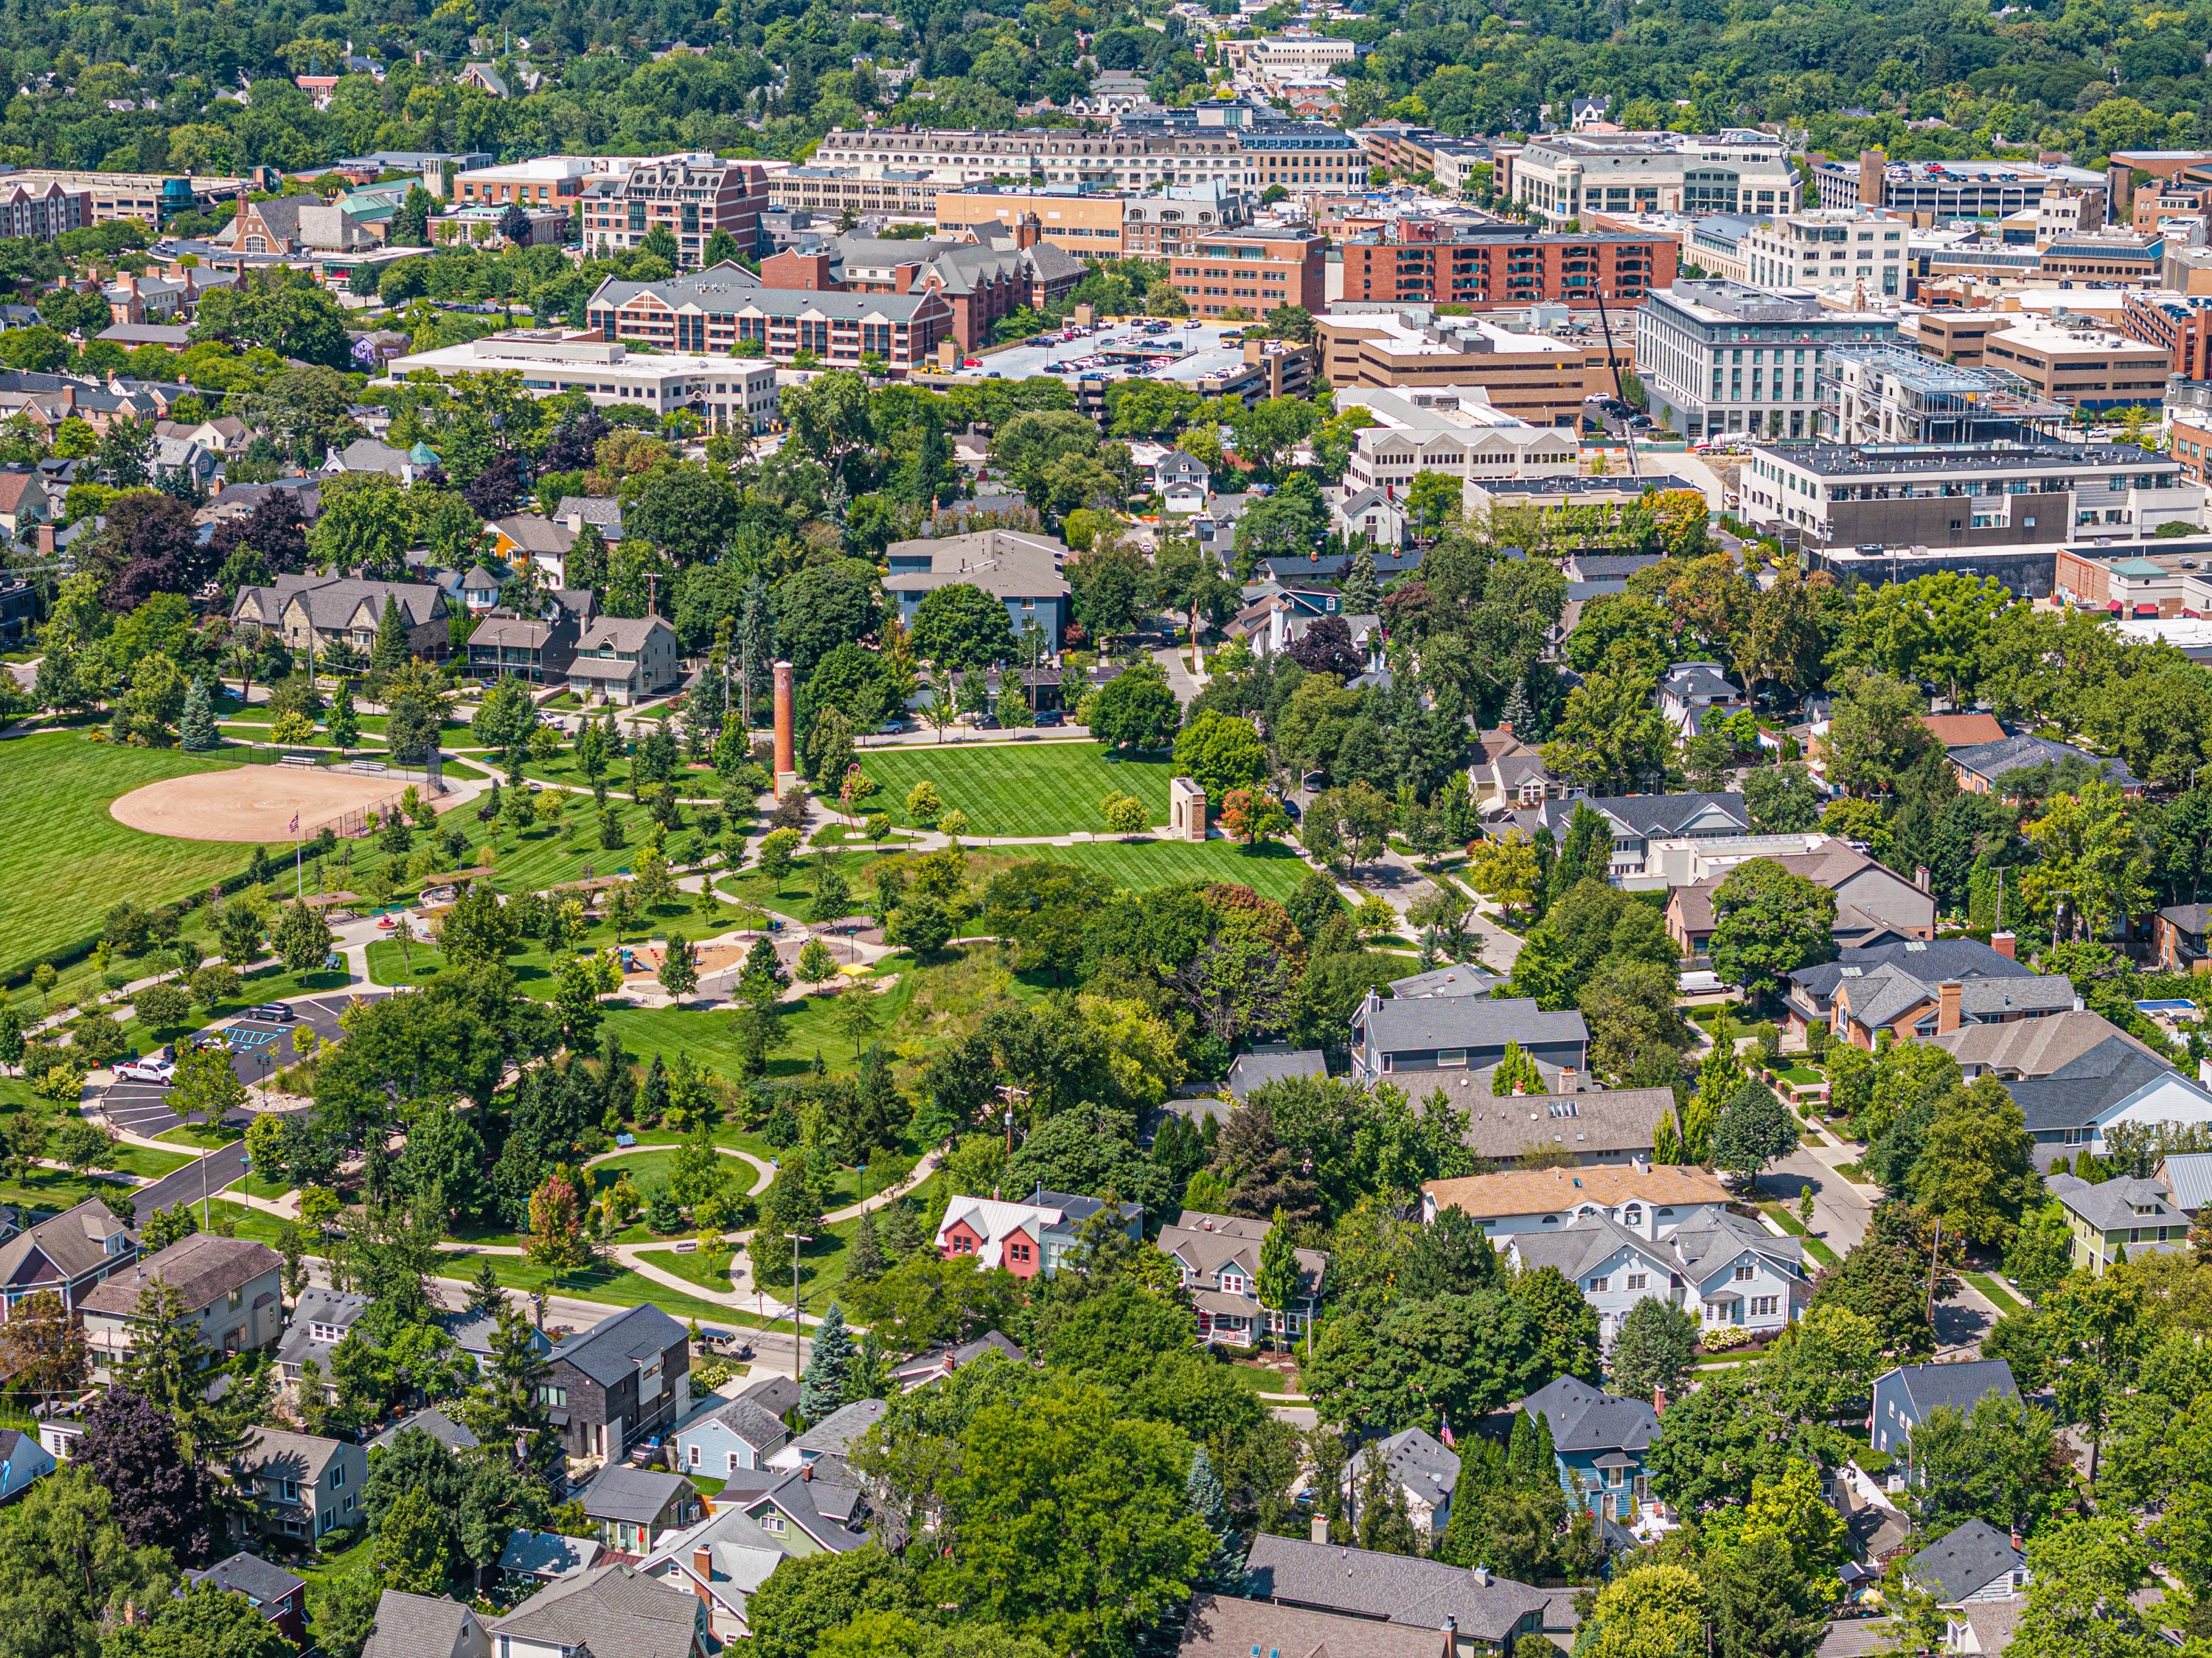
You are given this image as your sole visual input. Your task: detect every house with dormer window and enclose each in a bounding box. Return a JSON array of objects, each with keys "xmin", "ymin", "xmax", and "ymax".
[
  {"xmin": 275, "ymin": 1287, "xmax": 370, "ymax": 1400},
  {"xmin": 565, "ymin": 616, "xmax": 680, "ymax": 706},
  {"xmin": 0, "ymin": 1197, "xmax": 135, "ymax": 1323},
  {"xmin": 934, "ymin": 1188, "xmax": 1141, "ymax": 1280},
  {"xmin": 1155, "ymin": 1210, "xmax": 1327, "ymax": 1346}
]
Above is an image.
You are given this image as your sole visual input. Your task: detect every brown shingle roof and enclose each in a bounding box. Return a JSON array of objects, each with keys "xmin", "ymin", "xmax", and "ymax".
[
  {"xmin": 1921, "ymin": 713, "xmax": 2007, "ymax": 748},
  {"xmin": 77, "ymin": 1233, "xmax": 279, "ymax": 1315},
  {"xmin": 1424, "ymin": 1163, "xmax": 1728, "ymax": 1220}
]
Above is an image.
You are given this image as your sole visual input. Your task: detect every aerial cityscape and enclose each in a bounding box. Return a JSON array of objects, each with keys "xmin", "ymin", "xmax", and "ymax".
[{"xmin": 0, "ymin": 1, "xmax": 2210, "ymax": 1654}]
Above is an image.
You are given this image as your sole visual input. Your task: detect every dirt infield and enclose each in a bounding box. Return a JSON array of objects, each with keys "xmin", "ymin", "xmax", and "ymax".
[{"xmin": 110, "ymin": 767, "xmax": 439, "ymax": 843}]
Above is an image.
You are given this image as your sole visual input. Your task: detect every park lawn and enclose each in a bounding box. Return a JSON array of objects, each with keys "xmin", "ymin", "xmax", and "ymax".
[
  {"xmin": 1043, "ymin": 837, "xmax": 1312, "ymax": 902},
  {"xmin": 856, "ymin": 741, "xmax": 1176, "ymax": 837},
  {"xmin": 362, "ymin": 890, "xmax": 755, "ymax": 995},
  {"xmin": 597, "ymin": 972, "xmax": 927, "ymax": 1085},
  {"xmin": 636, "ymin": 1241, "xmax": 737, "ymax": 1294},
  {"xmin": 0, "ymin": 732, "xmax": 258, "ymax": 978},
  {"xmin": 451, "ymin": 1247, "xmax": 745, "ymax": 1326}
]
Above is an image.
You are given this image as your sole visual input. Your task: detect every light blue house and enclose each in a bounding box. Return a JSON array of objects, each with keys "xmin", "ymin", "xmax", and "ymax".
[
  {"xmin": 1514, "ymin": 1374, "xmax": 1660, "ymax": 1522},
  {"xmin": 883, "ymin": 529, "xmax": 1071, "ymax": 651},
  {"xmin": 0, "ymin": 1427, "xmax": 54, "ymax": 1503},
  {"xmin": 674, "ymin": 1393, "xmax": 790, "ymax": 1482},
  {"xmin": 1869, "ymin": 1359, "xmax": 2019, "ymax": 1479}
]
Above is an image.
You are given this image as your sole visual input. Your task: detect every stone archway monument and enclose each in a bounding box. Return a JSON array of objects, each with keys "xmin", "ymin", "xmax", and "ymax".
[{"xmin": 1168, "ymin": 776, "xmax": 1208, "ymax": 842}]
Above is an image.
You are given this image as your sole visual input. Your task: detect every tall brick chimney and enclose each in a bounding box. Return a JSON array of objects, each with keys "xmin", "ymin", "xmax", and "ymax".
[
  {"xmin": 1937, "ymin": 980, "xmax": 1963, "ymax": 1035},
  {"xmin": 1013, "ymin": 214, "xmax": 1041, "ymax": 251}
]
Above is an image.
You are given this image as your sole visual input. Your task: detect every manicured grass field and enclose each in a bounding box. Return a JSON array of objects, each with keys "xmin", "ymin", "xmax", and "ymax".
[
  {"xmin": 857, "ymin": 741, "xmax": 1176, "ymax": 837},
  {"xmin": 1042, "ymin": 837, "xmax": 1312, "ymax": 902},
  {"xmin": 0, "ymin": 733, "xmax": 255, "ymax": 977}
]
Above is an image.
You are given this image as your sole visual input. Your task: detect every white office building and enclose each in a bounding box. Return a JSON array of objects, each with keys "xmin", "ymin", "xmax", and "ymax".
[
  {"xmin": 1336, "ymin": 384, "xmax": 1584, "ymax": 492},
  {"xmin": 383, "ymin": 331, "xmax": 780, "ymax": 432},
  {"xmin": 1512, "ymin": 130, "xmax": 1800, "ymax": 226},
  {"xmin": 1635, "ymin": 280, "xmax": 1896, "ymax": 442},
  {"xmin": 1741, "ymin": 208, "xmax": 1907, "ymax": 300}
]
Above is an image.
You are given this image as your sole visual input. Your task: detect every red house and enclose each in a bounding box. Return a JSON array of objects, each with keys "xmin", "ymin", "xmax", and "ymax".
[{"xmin": 934, "ymin": 1187, "xmax": 1142, "ymax": 1280}]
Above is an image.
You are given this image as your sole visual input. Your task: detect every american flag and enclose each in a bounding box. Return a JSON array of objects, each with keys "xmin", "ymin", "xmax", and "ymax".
[
  {"xmin": 289, "ymin": 814, "xmax": 299, "ymax": 835},
  {"xmin": 1437, "ymin": 1413, "xmax": 1455, "ymax": 1449}
]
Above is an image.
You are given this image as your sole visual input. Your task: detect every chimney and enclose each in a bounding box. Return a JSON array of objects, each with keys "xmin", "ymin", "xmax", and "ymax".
[
  {"xmin": 800, "ymin": 1462, "xmax": 814, "ymax": 1482},
  {"xmin": 1914, "ymin": 865, "xmax": 1932, "ymax": 893},
  {"xmin": 1014, "ymin": 214, "xmax": 1041, "ymax": 251},
  {"xmin": 1937, "ymin": 980, "xmax": 1963, "ymax": 1036},
  {"xmin": 35, "ymin": 522, "xmax": 53, "ymax": 554},
  {"xmin": 1652, "ymin": 1384, "xmax": 1668, "ymax": 1413},
  {"xmin": 1557, "ymin": 1066, "xmax": 1576, "ymax": 1092},
  {"xmin": 1310, "ymin": 1514, "xmax": 1330, "ymax": 1544},
  {"xmin": 1992, "ymin": 930, "xmax": 2017, "ymax": 959},
  {"xmin": 693, "ymin": 1544, "xmax": 712, "ymax": 1580},
  {"xmin": 1497, "ymin": 720, "xmax": 1514, "ymax": 739},
  {"xmin": 1858, "ymin": 148, "xmax": 1885, "ymax": 209},
  {"xmin": 1471, "ymin": 1566, "xmax": 1491, "ymax": 1586}
]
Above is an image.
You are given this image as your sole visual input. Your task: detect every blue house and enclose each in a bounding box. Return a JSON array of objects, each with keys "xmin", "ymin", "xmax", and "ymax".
[
  {"xmin": 1514, "ymin": 1374, "xmax": 1660, "ymax": 1522},
  {"xmin": 883, "ymin": 528, "xmax": 1071, "ymax": 650},
  {"xmin": 673, "ymin": 1393, "xmax": 790, "ymax": 1481},
  {"xmin": 1869, "ymin": 1359, "xmax": 2020, "ymax": 1477}
]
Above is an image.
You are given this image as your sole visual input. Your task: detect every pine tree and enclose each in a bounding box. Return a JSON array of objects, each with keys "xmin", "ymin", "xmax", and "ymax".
[
  {"xmin": 883, "ymin": 1199, "xmax": 922, "ymax": 1258},
  {"xmin": 178, "ymin": 677, "xmax": 218, "ymax": 751},
  {"xmin": 1436, "ymin": 1436, "xmax": 1506, "ymax": 1567},
  {"xmin": 1503, "ymin": 1410, "xmax": 1545, "ymax": 1491},
  {"xmin": 848, "ymin": 1208, "xmax": 886, "ymax": 1282},
  {"xmin": 1186, "ymin": 1447, "xmax": 1247, "ymax": 1589},
  {"xmin": 799, "ymin": 1300, "xmax": 854, "ymax": 1421},
  {"xmin": 466, "ymin": 1255, "xmax": 505, "ymax": 1316},
  {"xmin": 636, "ymin": 1053, "xmax": 670, "ymax": 1126},
  {"xmin": 327, "ymin": 680, "xmax": 359, "ymax": 752},
  {"xmin": 738, "ymin": 573, "xmax": 774, "ymax": 725},
  {"xmin": 1340, "ymin": 546, "xmax": 1380, "ymax": 615},
  {"xmin": 372, "ymin": 594, "xmax": 412, "ymax": 675},
  {"xmin": 1498, "ymin": 677, "xmax": 1534, "ymax": 736},
  {"xmin": 852, "ymin": 1045, "xmax": 900, "ymax": 1154}
]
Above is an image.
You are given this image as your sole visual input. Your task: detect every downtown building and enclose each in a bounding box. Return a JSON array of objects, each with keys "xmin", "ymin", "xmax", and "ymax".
[
  {"xmin": 1635, "ymin": 279, "xmax": 1896, "ymax": 443},
  {"xmin": 579, "ymin": 155, "xmax": 771, "ymax": 268},
  {"xmin": 584, "ymin": 265, "xmax": 954, "ymax": 370},
  {"xmin": 1509, "ymin": 130, "xmax": 1799, "ymax": 226},
  {"xmin": 1338, "ymin": 220, "xmax": 1674, "ymax": 310}
]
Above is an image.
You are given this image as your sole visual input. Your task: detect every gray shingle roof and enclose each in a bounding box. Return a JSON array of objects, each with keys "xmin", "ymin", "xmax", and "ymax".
[
  {"xmin": 2004, "ymin": 1038, "xmax": 2202, "ymax": 1132},
  {"xmin": 552, "ymin": 1303, "xmax": 687, "ymax": 1387},
  {"xmin": 1949, "ymin": 733, "xmax": 2139, "ymax": 790},
  {"xmin": 1226, "ymin": 1047, "xmax": 1327, "ymax": 1100},
  {"xmin": 1839, "ymin": 961, "xmax": 2077, "ymax": 1034},
  {"xmin": 0, "ymin": 1197, "xmax": 133, "ymax": 1293},
  {"xmin": 237, "ymin": 1428, "xmax": 349, "ymax": 1485},
  {"xmin": 276, "ymin": 1286, "xmax": 370, "ymax": 1370},
  {"xmin": 1516, "ymin": 1374, "xmax": 1659, "ymax": 1455},
  {"xmin": 187, "ymin": 1551, "xmax": 305, "ymax": 1610},
  {"xmin": 1178, "ymin": 1594, "xmax": 1484, "ymax": 1658},
  {"xmin": 1242, "ymin": 1535, "xmax": 1553, "ymax": 1642},
  {"xmin": 1348, "ymin": 1428, "xmax": 1459, "ymax": 1510},
  {"xmin": 692, "ymin": 1393, "xmax": 790, "ymax": 1451},
  {"xmin": 785, "ymin": 1396, "xmax": 886, "ymax": 1460},
  {"xmin": 1886, "ymin": 1359, "xmax": 2020, "ymax": 1422},
  {"xmin": 1505, "ymin": 1214, "xmax": 1672, "ymax": 1287},
  {"xmin": 498, "ymin": 1529, "xmax": 604, "ymax": 1578},
  {"xmin": 1514, "ymin": 791, "xmax": 1749, "ymax": 844},
  {"xmin": 1387, "ymin": 965, "xmax": 1501, "ymax": 1000},
  {"xmin": 369, "ymin": 1406, "xmax": 481, "ymax": 1454},
  {"xmin": 491, "ymin": 1566, "xmax": 701, "ymax": 1658},
  {"xmin": 1791, "ymin": 939, "xmax": 2039, "ymax": 1000},
  {"xmin": 582, "ymin": 1464, "xmax": 692, "ymax": 1525},
  {"xmin": 1353, "ymin": 993, "xmax": 1587, "ymax": 1056},
  {"xmin": 363, "ymin": 1589, "xmax": 487, "ymax": 1658},
  {"xmin": 1416, "ymin": 1079, "xmax": 1672, "ymax": 1163},
  {"xmin": 1908, "ymin": 1519, "xmax": 2023, "ymax": 1605},
  {"xmin": 2049, "ymin": 1172, "xmax": 2184, "ymax": 1233}
]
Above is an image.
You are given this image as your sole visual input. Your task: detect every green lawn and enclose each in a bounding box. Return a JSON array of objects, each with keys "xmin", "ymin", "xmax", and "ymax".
[
  {"xmin": 636, "ymin": 1241, "xmax": 737, "ymax": 1293},
  {"xmin": 363, "ymin": 890, "xmax": 757, "ymax": 996},
  {"xmin": 857, "ymin": 741, "xmax": 1177, "ymax": 837},
  {"xmin": 1043, "ymin": 837, "xmax": 1312, "ymax": 902},
  {"xmin": 1758, "ymin": 1202, "xmax": 1842, "ymax": 1269},
  {"xmin": 0, "ymin": 732, "xmax": 258, "ymax": 978},
  {"xmin": 1966, "ymin": 1270, "xmax": 2028, "ymax": 1312}
]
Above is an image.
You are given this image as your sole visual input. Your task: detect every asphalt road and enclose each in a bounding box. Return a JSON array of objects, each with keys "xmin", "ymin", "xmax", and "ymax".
[{"xmin": 132, "ymin": 1140, "xmax": 254, "ymax": 1223}]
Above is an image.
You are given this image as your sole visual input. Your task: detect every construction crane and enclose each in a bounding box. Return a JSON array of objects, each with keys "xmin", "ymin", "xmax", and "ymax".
[{"xmin": 1592, "ymin": 281, "xmax": 1642, "ymax": 484}]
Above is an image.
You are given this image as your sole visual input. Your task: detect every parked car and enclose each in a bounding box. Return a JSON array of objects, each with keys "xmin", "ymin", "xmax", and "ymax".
[
  {"xmin": 114, "ymin": 1058, "xmax": 176, "ymax": 1084},
  {"xmin": 1034, "ymin": 709, "xmax": 1065, "ymax": 728},
  {"xmin": 246, "ymin": 1003, "xmax": 297, "ymax": 1023}
]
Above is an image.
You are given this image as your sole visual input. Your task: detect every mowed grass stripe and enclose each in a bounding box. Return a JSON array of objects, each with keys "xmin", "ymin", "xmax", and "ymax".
[
  {"xmin": 858, "ymin": 742, "xmax": 1176, "ymax": 837},
  {"xmin": 0, "ymin": 732, "xmax": 254, "ymax": 974},
  {"xmin": 1042, "ymin": 837, "xmax": 1313, "ymax": 902}
]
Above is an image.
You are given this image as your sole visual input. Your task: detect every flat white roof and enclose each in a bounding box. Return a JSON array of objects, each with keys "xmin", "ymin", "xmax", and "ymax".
[
  {"xmin": 1324, "ymin": 306, "xmax": 1586, "ymax": 357},
  {"xmin": 1986, "ymin": 317, "xmax": 2169, "ymax": 355}
]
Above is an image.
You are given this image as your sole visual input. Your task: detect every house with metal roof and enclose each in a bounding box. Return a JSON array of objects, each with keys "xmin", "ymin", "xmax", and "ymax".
[
  {"xmin": 362, "ymin": 1589, "xmax": 493, "ymax": 1658},
  {"xmin": 1350, "ymin": 990, "xmax": 1588, "ymax": 1084},
  {"xmin": 1242, "ymin": 1534, "xmax": 1563, "ymax": 1649},
  {"xmin": 935, "ymin": 1187, "xmax": 1141, "ymax": 1279},
  {"xmin": 1156, "ymin": 1210, "xmax": 1327, "ymax": 1348},
  {"xmin": 2048, "ymin": 1171, "xmax": 2188, "ymax": 1274},
  {"xmin": 547, "ymin": 1303, "xmax": 692, "ymax": 1465},
  {"xmin": 1514, "ymin": 1375, "xmax": 1660, "ymax": 1522},
  {"xmin": 1869, "ymin": 1360, "xmax": 2020, "ymax": 1473},
  {"xmin": 2003, "ymin": 1037, "xmax": 2212, "ymax": 1170},
  {"xmin": 2159, "ymin": 1151, "xmax": 2212, "ymax": 1213}
]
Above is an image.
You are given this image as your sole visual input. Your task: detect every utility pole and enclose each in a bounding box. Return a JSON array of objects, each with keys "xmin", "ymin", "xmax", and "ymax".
[
  {"xmin": 790, "ymin": 1233, "xmax": 813, "ymax": 1380},
  {"xmin": 1924, "ymin": 1212, "xmax": 1944, "ymax": 1329}
]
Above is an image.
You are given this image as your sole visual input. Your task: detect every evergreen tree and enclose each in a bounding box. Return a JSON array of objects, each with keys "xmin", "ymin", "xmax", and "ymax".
[
  {"xmin": 327, "ymin": 680, "xmax": 359, "ymax": 751},
  {"xmin": 178, "ymin": 678, "xmax": 218, "ymax": 751},
  {"xmin": 1551, "ymin": 801, "xmax": 1613, "ymax": 899},
  {"xmin": 1256, "ymin": 1208, "xmax": 1302, "ymax": 1344},
  {"xmin": 1498, "ymin": 677, "xmax": 1534, "ymax": 736},
  {"xmin": 1503, "ymin": 1409, "xmax": 1548, "ymax": 1491},
  {"xmin": 1186, "ymin": 1447, "xmax": 1246, "ymax": 1589},
  {"xmin": 1354, "ymin": 1449, "xmax": 1421, "ymax": 1556},
  {"xmin": 1436, "ymin": 1436, "xmax": 1506, "ymax": 1567},
  {"xmin": 738, "ymin": 573, "xmax": 775, "ymax": 724},
  {"xmin": 847, "ymin": 1208, "xmax": 886, "ymax": 1282},
  {"xmin": 636, "ymin": 1053, "xmax": 670, "ymax": 1126},
  {"xmin": 371, "ymin": 595, "xmax": 411, "ymax": 675},
  {"xmin": 799, "ymin": 1301, "xmax": 854, "ymax": 1421},
  {"xmin": 466, "ymin": 1255, "xmax": 505, "ymax": 1317},
  {"xmin": 1340, "ymin": 546, "xmax": 1381, "ymax": 615},
  {"xmin": 852, "ymin": 1045, "xmax": 901, "ymax": 1154}
]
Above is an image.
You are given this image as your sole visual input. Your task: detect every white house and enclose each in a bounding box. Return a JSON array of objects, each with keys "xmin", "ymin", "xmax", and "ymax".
[
  {"xmin": 1344, "ymin": 1429, "xmax": 1460, "ymax": 1538},
  {"xmin": 1503, "ymin": 1204, "xmax": 1809, "ymax": 1342},
  {"xmin": 1332, "ymin": 486, "xmax": 1408, "ymax": 548},
  {"xmin": 1657, "ymin": 661, "xmax": 1747, "ymax": 736}
]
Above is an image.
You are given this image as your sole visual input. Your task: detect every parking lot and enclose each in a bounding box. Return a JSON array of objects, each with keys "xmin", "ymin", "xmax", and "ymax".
[
  {"xmin": 948, "ymin": 321, "xmax": 1256, "ymax": 386},
  {"xmin": 100, "ymin": 991, "xmax": 385, "ymax": 1139}
]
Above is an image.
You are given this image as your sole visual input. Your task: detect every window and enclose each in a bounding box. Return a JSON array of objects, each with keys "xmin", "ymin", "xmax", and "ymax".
[
  {"xmin": 1751, "ymin": 1296, "xmax": 1780, "ymax": 1317},
  {"xmin": 1627, "ymin": 1273, "xmax": 1648, "ymax": 1290},
  {"xmin": 689, "ymin": 1444, "xmax": 700, "ymax": 1469},
  {"xmin": 1437, "ymin": 1049, "xmax": 1467, "ymax": 1068},
  {"xmin": 331, "ymin": 1465, "xmax": 344, "ymax": 1487},
  {"xmin": 1733, "ymin": 1264, "xmax": 1756, "ymax": 1282},
  {"xmin": 728, "ymin": 1452, "xmax": 740, "ymax": 1474},
  {"xmin": 1589, "ymin": 1276, "xmax": 1610, "ymax": 1292}
]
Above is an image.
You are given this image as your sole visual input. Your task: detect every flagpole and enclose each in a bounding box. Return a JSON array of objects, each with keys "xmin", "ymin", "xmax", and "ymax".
[{"xmin": 293, "ymin": 813, "xmax": 302, "ymax": 899}]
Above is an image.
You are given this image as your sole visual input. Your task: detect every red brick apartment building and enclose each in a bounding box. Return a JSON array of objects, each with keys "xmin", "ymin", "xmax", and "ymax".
[
  {"xmin": 1338, "ymin": 223, "xmax": 1676, "ymax": 309},
  {"xmin": 580, "ymin": 156, "xmax": 770, "ymax": 268},
  {"xmin": 757, "ymin": 223, "xmax": 1082, "ymax": 350},
  {"xmin": 1169, "ymin": 231, "xmax": 1326, "ymax": 318},
  {"xmin": 2121, "ymin": 289, "xmax": 2212, "ymax": 378}
]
